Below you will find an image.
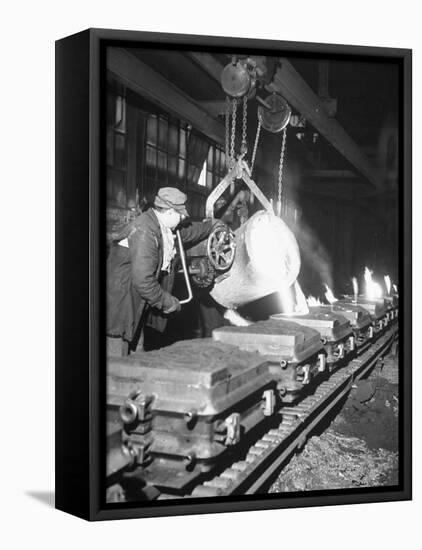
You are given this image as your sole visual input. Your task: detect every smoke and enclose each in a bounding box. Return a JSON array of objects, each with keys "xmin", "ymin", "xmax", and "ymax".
[
  {"xmin": 292, "ymin": 219, "xmax": 333, "ymax": 292},
  {"xmin": 268, "ymin": 161, "xmax": 333, "ymax": 295}
]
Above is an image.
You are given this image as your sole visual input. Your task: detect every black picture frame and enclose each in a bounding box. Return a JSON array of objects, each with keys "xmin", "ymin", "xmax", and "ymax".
[{"xmin": 55, "ymin": 28, "xmax": 412, "ymax": 521}]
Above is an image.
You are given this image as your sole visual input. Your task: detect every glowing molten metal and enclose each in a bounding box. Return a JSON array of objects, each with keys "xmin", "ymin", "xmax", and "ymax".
[
  {"xmin": 223, "ymin": 309, "xmax": 251, "ymax": 327},
  {"xmin": 293, "ymin": 281, "xmax": 310, "ymax": 315}
]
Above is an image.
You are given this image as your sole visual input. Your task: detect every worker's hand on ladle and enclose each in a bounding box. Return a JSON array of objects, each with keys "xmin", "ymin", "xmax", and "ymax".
[{"xmin": 163, "ymin": 295, "xmax": 181, "ymax": 314}]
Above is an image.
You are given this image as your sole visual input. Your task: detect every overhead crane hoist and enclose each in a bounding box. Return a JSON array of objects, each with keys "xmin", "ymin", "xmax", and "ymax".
[
  {"xmin": 220, "ymin": 56, "xmax": 293, "ymax": 215},
  {"xmin": 177, "ymin": 56, "xmax": 300, "ymax": 309}
]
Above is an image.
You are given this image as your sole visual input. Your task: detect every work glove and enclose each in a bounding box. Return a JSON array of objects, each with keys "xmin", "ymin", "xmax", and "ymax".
[{"xmin": 163, "ymin": 295, "xmax": 181, "ymax": 314}]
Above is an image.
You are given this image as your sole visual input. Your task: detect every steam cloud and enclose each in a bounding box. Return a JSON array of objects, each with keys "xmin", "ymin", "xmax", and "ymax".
[{"xmin": 292, "ymin": 220, "xmax": 333, "ymax": 292}]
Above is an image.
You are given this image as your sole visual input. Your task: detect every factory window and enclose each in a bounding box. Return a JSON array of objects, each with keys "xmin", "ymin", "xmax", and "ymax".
[
  {"xmin": 106, "ymin": 91, "xmax": 129, "ymax": 208},
  {"xmin": 146, "ymin": 114, "xmax": 187, "ymax": 189},
  {"xmin": 107, "ymin": 94, "xmax": 127, "ymax": 170},
  {"xmin": 206, "ymin": 145, "xmax": 227, "ymax": 189},
  {"xmin": 186, "ymin": 129, "xmax": 209, "ymax": 188},
  {"xmin": 197, "ymin": 161, "xmax": 207, "ymax": 187},
  {"xmin": 144, "ymin": 113, "xmax": 227, "ymax": 218}
]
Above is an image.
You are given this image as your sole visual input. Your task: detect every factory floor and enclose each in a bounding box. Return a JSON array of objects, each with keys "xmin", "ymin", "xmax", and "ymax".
[{"xmin": 269, "ymin": 353, "xmax": 399, "ymax": 493}]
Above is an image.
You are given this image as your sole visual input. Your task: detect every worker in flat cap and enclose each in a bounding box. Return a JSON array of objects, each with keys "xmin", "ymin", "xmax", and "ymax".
[{"xmin": 107, "ymin": 187, "xmax": 217, "ymax": 356}]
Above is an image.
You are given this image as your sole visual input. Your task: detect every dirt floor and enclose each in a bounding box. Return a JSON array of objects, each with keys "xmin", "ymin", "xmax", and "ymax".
[{"xmin": 269, "ymin": 353, "xmax": 399, "ymax": 493}]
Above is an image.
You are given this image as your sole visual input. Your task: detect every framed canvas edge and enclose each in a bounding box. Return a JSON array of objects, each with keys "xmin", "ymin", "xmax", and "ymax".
[
  {"xmin": 56, "ymin": 28, "xmax": 412, "ymax": 522},
  {"xmin": 90, "ymin": 27, "xmax": 412, "ymax": 57},
  {"xmin": 56, "ymin": 29, "xmax": 92, "ymax": 521}
]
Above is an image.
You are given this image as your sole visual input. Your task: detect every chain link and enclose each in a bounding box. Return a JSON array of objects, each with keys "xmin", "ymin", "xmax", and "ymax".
[
  {"xmin": 240, "ymin": 95, "xmax": 248, "ymax": 155},
  {"xmin": 225, "ymin": 96, "xmax": 230, "ymax": 169},
  {"xmin": 230, "ymin": 98, "xmax": 238, "ymax": 167},
  {"xmin": 250, "ymin": 120, "xmax": 261, "ymax": 175},
  {"xmin": 276, "ymin": 127, "xmax": 288, "ymax": 217}
]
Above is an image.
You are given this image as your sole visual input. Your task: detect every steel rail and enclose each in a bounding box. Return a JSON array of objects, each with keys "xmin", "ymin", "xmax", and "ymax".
[{"xmin": 189, "ymin": 327, "xmax": 397, "ymax": 498}]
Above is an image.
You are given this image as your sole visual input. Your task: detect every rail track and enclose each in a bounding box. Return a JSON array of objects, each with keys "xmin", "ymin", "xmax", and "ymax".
[{"xmin": 169, "ymin": 326, "xmax": 398, "ymax": 499}]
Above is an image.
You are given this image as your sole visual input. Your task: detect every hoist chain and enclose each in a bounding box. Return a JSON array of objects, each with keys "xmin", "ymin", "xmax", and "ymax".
[
  {"xmin": 250, "ymin": 120, "xmax": 262, "ymax": 175},
  {"xmin": 230, "ymin": 97, "xmax": 238, "ymax": 168},
  {"xmin": 240, "ymin": 95, "xmax": 248, "ymax": 155},
  {"xmin": 276, "ymin": 127, "xmax": 288, "ymax": 217},
  {"xmin": 225, "ymin": 96, "xmax": 230, "ymax": 169}
]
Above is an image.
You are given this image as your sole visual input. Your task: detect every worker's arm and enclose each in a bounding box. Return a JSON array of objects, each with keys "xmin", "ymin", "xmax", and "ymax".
[
  {"xmin": 129, "ymin": 227, "xmax": 179, "ymax": 312},
  {"xmin": 179, "ymin": 218, "xmax": 223, "ymax": 247}
]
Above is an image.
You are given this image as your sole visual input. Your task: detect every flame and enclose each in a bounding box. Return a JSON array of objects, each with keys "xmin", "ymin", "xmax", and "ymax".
[
  {"xmin": 324, "ymin": 284, "xmax": 337, "ymax": 304},
  {"xmin": 364, "ymin": 267, "xmax": 382, "ymax": 300},
  {"xmin": 352, "ymin": 277, "xmax": 359, "ymax": 301},
  {"xmin": 393, "ymin": 284, "xmax": 398, "ymax": 293},
  {"xmin": 307, "ymin": 295, "xmax": 323, "ymax": 307},
  {"xmin": 223, "ymin": 309, "xmax": 251, "ymax": 327},
  {"xmin": 384, "ymin": 275, "xmax": 391, "ymax": 295}
]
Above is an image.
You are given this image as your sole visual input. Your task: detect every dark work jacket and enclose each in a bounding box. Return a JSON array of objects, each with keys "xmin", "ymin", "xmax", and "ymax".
[{"xmin": 107, "ymin": 208, "xmax": 213, "ymax": 342}]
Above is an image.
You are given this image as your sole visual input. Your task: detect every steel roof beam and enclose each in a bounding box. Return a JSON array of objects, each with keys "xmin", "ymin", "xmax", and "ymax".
[
  {"xmin": 108, "ymin": 48, "xmax": 226, "ymax": 145},
  {"xmin": 267, "ymin": 58, "xmax": 381, "ymax": 188},
  {"xmin": 189, "ymin": 52, "xmax": 382, "ymax": 189}
]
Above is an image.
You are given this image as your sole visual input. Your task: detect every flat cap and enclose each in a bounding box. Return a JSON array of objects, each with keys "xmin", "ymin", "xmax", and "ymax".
[{"xmin": 154, "ymin": 187, "xmax": 188, "ymax": 217}]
